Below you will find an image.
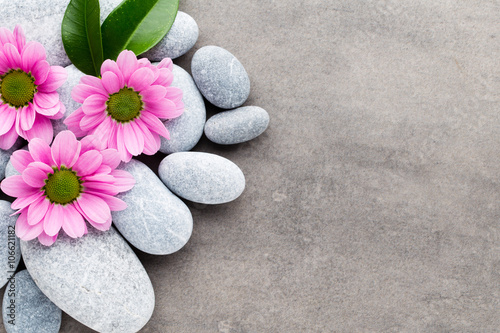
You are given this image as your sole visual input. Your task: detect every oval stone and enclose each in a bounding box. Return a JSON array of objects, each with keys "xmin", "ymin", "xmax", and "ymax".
[
  {"xmin": 159, "ymin": 64, "xmax": 206, "ymax": 154},
  {"xmin": 0, "ymin": 0, "xmax": 123, "ymax": 66},
  {"xmin": 191, "ymin": 46, "xmax": 250, "ymax": 109},
  {"xmin": 52, "ymin": 65, "xmax": 85, "ymax": 137},
  {"xmin": 0, "ymin": 140, "xmax": 23, "ymax": 180},
  {"xmin": 2, "ymin": 270, "xmax": 61, "ymax": 333},
  {"xmin": 142, "ymin": 11, "xmax": 199, "ymax": 61},
  {"xmin": 112, "ymin": 160, "xmax": 193, "ymax": 255},
  {"xmin": 0, "ymin": 201, "xmax": 21, "ymax": 289},
  {"xmin": 21, "ymin": 227, "xmax": 155, "ymax": 333},
  {"xmin": 159, "ymin": 152, "xmax": 245, "ymax": 204},
  {"xmin": 205, "ymin": 106, "xmax": 270, "ymax": 145}
]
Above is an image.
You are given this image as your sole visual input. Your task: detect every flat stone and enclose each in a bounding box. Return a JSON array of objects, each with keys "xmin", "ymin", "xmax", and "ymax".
[
  {"xmin": 0, "ymin": 201, "xmax": 21, "ymax": 289},
  {"xmin": 112, "ymin": 160, "xmax": 193, "ymax": 255},
  {"xmin": 159, "ymin": 152, "xmax": 246, "ymax": 204},
  {"xmin": 191, "ymin": 46, "xmax": 250, "ymax": 109},
  {"xmin": 205, "ymin": 106, "xmax": 270, "ymax": 145},
  {"xmin": 142, "ymin": 11, "xmax": 199, "ymax": 61},
  {"xmin": 21, "ymin": 227, "xmax": 155, "ymax": 333},
  {"xmin": 0, "ymin": 139, "xmax": 23, "ymax": 180},
  {"xmin": 160, "ymin": 65, "xmax": 206, "ymax": 154},
  {"xmin": 2, "ymin": 270, "xmax": 61, "ymax": 333},
  {"xmin": 52, "ymin": 65, "xmax": 85, "ymax": 137},
  {"xmin": 0, "ymin": 0, "xmax": 122, "ymax": 66}
]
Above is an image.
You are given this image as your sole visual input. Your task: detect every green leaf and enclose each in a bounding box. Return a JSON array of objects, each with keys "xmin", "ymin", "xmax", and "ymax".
[
  {"xmin": 61, "ymin": 0, "xmax": 104, "ymax": 77},
  {"xmin": 101, "ymin": 0, "xmax": 179, "ymax": 61}
]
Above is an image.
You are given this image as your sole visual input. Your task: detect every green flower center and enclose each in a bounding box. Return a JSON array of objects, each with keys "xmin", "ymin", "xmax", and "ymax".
[
  {"xmin": 43, "ymin": 167, "xmax": 82, "ymax": 205},
  {"xmin": 106, "ymin": 87, "xmax": 143, "ymax": 123},
  {"xmin": 0, "ymin": 69, "xmax": 36, "ymax": 108}
]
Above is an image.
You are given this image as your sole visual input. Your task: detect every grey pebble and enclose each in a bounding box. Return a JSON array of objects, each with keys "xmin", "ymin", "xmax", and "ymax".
[
  {"xmin": 0, "ymin": 0, "xmax": 123, "ymax": 66},
  {"xmin": 191, "ymin": 46, "xmax": 250, "ymax": 109},
  {"xmin": 52, "ymin": 65, "xmax": 85, "ymax": 137},
  {"xmin": 0, "ymin": 201, "xmax": 21, "ymax": 289},
  {"xmin": 159, "ymin": 152, "xmax": 245, "ymax": 204},
  {"xmin": 112, "ymin": 160, "xmax": 193, "ymax": 255},
  {"xmin": 142, "ymin": 11, "xmax": 199, "ymax": 61},
  {"xmin": 205, "ymin": 106, "xmax": 270, "ymax": 145},
  {"xmin": 21, "ymin": 227, "xmax": 155, "ymax": 333},
  {"xmin": 2, "ymin": 270, "xmax": 61, "ymax": 333},
  {"xmin": 160, "ymin": 64, "xmax": 206, "ymax": 154},
  {"xmin": 0, "ymin": 139, "xmax": 22, "ymax": 180}
]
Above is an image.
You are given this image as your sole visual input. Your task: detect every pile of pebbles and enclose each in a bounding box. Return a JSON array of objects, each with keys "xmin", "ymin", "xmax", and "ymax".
[{"xmin": 0, "ymin": 3, "xmax": 269, "ymax": 333}]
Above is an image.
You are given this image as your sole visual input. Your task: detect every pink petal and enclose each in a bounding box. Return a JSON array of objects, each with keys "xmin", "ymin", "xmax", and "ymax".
[
  {"xmin": 157, "ymin": 57, "xmax": 173, "ymax": 71},
  {"xmin": 31, "ymin": 60, "xmax": 50, "ymax": 85},
  {"xmin": 19, "ymin": 104, "xmax": 36, "ymax": 131},
  {"xmin": 137, "ymin": 58, "xmax": 152, "ymax": 68},
  {"xmin": 15, "ymin": 211, "xmax": 43, "ymax": 241},
  {"xmin": 34, "ymin": 91, "xmax": 59, "ymax": 109},
  {"xmin": 61, "ymin": 204, "xmax": 86, "ymax": 238},
  {"xmin": 46, "ymin": 102, "xmax": 65, "ymax": 120},
  {"xmin": 29, "ymin": 137, "xmax": 54, "ymax": 165},
  {"xmin": 80, "ymin": 112, "xmax": 106, "ymax": 132},
  {"xmin": 0, "ymin": 28, "xmax": 15, "ymax": 47},
  {"xmin": 13, "ymin": 25, "xmax": 26, "ymax": 51},
  {"xmin": 83, "ymin": 174, "xmax": 114, "ymax": 183},
  {"xmin": 22, "ymin": 166, "xmax": 49, "ymax": 188},
  {"xmin": 83, "ymin": 181, "xmax": 119, "ymax": 195},
  {"xmin": 92, "ymin": 165, "xmax": 112, "ymax": 175},
  {"xmin": 86, "ymin": 215, "xmax": 112, "ymax": 231},
  {"xmin": 51, "ymin": 130, "xmax": 81, "ymax": 168},
  {"xmin": 127, "ymin": 67, "xmax": 154, "ymax": 92},
  {"xmin": 0, "ymin": 125, "xmax": 19, "ymax": 150},
  {"xmin": 0, "ymin": 105, "xmax": 16, "ymax": 136},
  {"xmin": 0, "ymin": 51, "xmax": 10, "ymax": 73},
  {"xmin": 63, "ymin": 107, "xmax": 87, "ymax": 137},
  {"xmin": 1, "ymin": 175, "xmax": 39, "ymax": 197},
  {"xmin": 100, "ymin": 149, "xmax": 121, "ymax": 169},
  {"xmin": 11, "ymin": 150, "xmax": 34, "ymax": 173},
  {"xmin": 28, "ymin": 196, "xmax": 50, "ymax": 226},
  {"xmin": 100, "ymin": 59, "xmax": 124, "ymax": 86},
  {"xmin": 43, "ymin": 204, "xmax": 63, "ymax": 236},
  {"xmin": 12, "ymin": 191, "xmax": 43, "ymax": 210},
  {"xmin": 110, "ymin": 169, "xmax": 135, "ymax": 192},
  {"xmin": 3, "ymin": 43, "xmax": 21, "ymax": 68},
  {"xmin": 116, "ymin": 125, "xmax": 132, "ymax": 162},
  {"xmin": 76, "ymin": 193, "xmax": 111, "ymax": 224},
  {"xmin": 166, "ymin": 87, "xmax": 183, "ymax": 104},
  {"xmin": 27, "ymin": 161, "xmax": 54, "ymax": 174},
  {"xmin": 89, "ymin": 116, "xmax": 113, "ymax": 144},
  {"xmin": 86, "ymin": 191, "xmax": 127, "ymax": 211},
  {"xmin": 140, "ymin": 85, "xmax": 167, "ymax": 102},
  {"xmin": 123, "ymin": 122, "xmax": 144, "ymax": 156},
  {"xmin": 153, "ymin": 68, "xmax": 173, "ymax": 86},
  {"xmin": 82, "ymin": 94, "xmax": 107, "ymax": 116},
  {"xmin": 101, "ymin": 71, "xmax": 121, "ymax": 94},
  {"xmin": 21, "ymin": 41, "xmax": 45, "ymax": 72},
  {"xmin": 37, "ymin": 66, "xmax": 67, "ymax": 92},
  {"xmin": 140, "ymin": 111, "xmax": 169, "ymax": 138},
  {"xmin": 37, "ymin": 231, "xmax": 58, "ymax": 246},
  {"xmin": 144, "ymin": 99, "xmax": 180, "ymax": 119},
  {"xmin": 35, "ymin": 101, "xmax": 61, "ymax": 117},
  {"xmin": 23, "ymin": 115, "xmax": 53, "ymax": 145},
  {"xmin": 71, "ymin": 84, "xmax": 106, "ymax": 104},
  {"xmin": 136, "ymin": 119, "xmax": 160, "ymax": 155},
  {"xmin": 80, "ymin": 135, "xmax": 105, "ymax": 153},
  {"xmin": 73, "ymin": 150, "xmax": 103, "ymax": 176},
  {"xmin": 116, "ymin": 50, "xmax": 138, "ymax": 81}
]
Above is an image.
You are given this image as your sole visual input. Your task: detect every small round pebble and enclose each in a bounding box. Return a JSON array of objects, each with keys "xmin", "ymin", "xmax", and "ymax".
[
  {"xmin": 142, "ymin": 11, "xmax": 199, "ymax": 61},
  {"xmin": 160, "ymin": 64, "xmax": 206, "ymax": 154},
  {"xmin": 0, "ymin": 201, "xmax": 21, "ymax": 289},
  {"xmin": 205, "ymin": 106, "xmax": 270, "ymax": 145},
  {"xmin": 191, "ymin": 46, "xmax": 250, "ymax": 109},
  {"xmin": 159, "ymin": 152, "xmax": 245, "ymax": 204},
  {"xmin": 2, "ymin": 270, "xmax": 61, "ymax": 333}
]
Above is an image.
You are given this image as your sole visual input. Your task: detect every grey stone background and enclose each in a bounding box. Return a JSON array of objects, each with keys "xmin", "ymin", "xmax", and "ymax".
[{"xmin": 1, "ymin": 0, "xmax": 500, "ymax": 332}]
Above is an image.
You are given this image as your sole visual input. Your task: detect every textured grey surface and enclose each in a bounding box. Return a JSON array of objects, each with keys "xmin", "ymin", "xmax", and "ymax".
[
  {"xmin": 0, "ymin": 141, "xmax": 23, "ymax": 181},
  {"xmin": 142, "ymin": 11, "xmax": 199, "ymax": 61},
  {"xmin": 192, "ymin": 46, "xmax": 250, "ymax": 109},
  {"xmin": 205, "ymin": 106, "xmax": 270, "ymax": 145},
  {"xmin": 112, "ymin": 160, "xmax": 193, "ymax": 255},
  {"xmin": 0, "ymin": 201, "xmax": 20, "ymax": 290},
  {"xmin": 52, "ymin": 65, "xmax": 84, "ymax": 137},
  {"xmin": 1, "ymin": 1, "xmax": 500, "ymax": 332},
  {"xmin": 0, "ymin": 0, "xmax": 122, "ymax": 67},
  {"xmin": 159, "ymin": 152, "xmax": 245, "ymax": 204},
  {"xmin": 160, "ymin": 64, "xmax": 206, "ymax": 154},
  {"xmin": 2, "ymin": 270, "xmax": 61, "ymax": 333},
  {"xmin": 21, "ymin": 227, "xmax": 154, "ymax": 333}
]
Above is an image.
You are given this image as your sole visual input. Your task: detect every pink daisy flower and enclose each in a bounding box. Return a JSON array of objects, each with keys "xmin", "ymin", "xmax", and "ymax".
[
  {"xmin": 0, "ymin": 25, "xmax": 67, "ymax": 149},
  {"xmin": 0, "ymin": 130, "xmax": 135, "ymax": 246},
  {"xmin": 65, "ymin": 50, "xmax": 184, "ymax": 162}
]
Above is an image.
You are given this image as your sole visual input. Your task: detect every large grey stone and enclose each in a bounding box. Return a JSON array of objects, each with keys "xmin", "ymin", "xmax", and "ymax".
[
  {"xmin": 205, "ymin": 106, "xmax": 270, "ymax": 145},
  {"xmin": 112, "ymin": 160, "xmax": 193, "ymax": 255},
  {"xmin": 142, "ymin": 11, "xmax": 199, "ymax": 61},
  {"xmin": 0, "ymin": 0, "xmax": 122, "ymax": 66},
  {"xmin": 0, "ymin": 201, "xmax": 21, "ymax": 289},
  {"xmin": 191, "ymin": 46, "xmax": 250, "ymax": 109},
  {"xmin": 2, "ymin": 270, "xmax": 61, "ymax": 333},
  {"xmin": 21, "ymin": 227, "xmax": 155, "ymax": 333},
  {"xmin": 159, "ymin": 152, "xmax": 246, "ymax": 204},
  {"xmin": 160, "ymin": 65, "xmax": 206, "ymax": 154},
  {"xmin": 52, "ymin": 65, "xmax": 85, "ymax": 137}
]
